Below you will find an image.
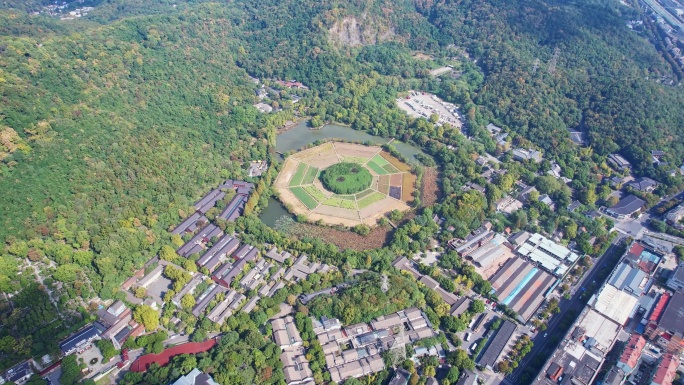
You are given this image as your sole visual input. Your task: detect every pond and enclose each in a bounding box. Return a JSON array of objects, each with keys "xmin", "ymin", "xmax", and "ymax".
[
  {"xmin": 259, "ymin": 197, "xmax": 293, "ymax": 228},
  {"xmin": 276, "ymin": 121, "xmax": 428, "ymax": 160},
  {"xmin": 260, "ymin": 121, "xmax": 428, "ymax": 227}
]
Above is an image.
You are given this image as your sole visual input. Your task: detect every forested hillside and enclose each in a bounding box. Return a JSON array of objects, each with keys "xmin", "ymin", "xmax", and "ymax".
[
  {"xmin": 417, "ymin": 0, "xmax": 684, "ymax": 178},
  {"xmin": 0, "ymin": 6, "xmax": 289, "ymax": 299}
]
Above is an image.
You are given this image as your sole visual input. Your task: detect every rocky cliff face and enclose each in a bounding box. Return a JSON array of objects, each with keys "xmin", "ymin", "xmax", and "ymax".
[{"xmin": 328, "ymin": 15, "xmax": 397, "ymax": 46}]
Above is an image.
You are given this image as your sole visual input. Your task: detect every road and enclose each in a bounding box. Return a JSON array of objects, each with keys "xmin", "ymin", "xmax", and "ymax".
[
  {"xmin": 613, "ymin": 212, "xmax": 650, "ymax": 239},
  {"xmin": 643, "ymin": 230, "xmax": 684, "ymax": 246},
  {"xmin": 656, "ymin": 189, "xmax": 684, "ymax": 206},
  {"xmin": 504, "ymin": 238, "xmax": 625, "ymax": 385}
]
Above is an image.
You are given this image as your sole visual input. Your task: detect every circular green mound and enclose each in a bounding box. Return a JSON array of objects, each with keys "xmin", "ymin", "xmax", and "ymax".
[{"xmin": 320, "ymin": 162, "xmax": 372, "ymax": 194}]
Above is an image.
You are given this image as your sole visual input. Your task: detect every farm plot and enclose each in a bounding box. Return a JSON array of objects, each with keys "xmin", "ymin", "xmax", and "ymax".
[
  {"xmin": 275, "ymin": 158, "xmax": 299, "ymax": 188},
  {"xmin": 289, "ymin": 163, "xmax": 309, "ymax": 186},
  {"xmin": 323, "ymin": 197, "xmax": 357, "ymax": 210},
  {"xmin": 383, "ymin": 163, "xmax": 400, "ymax": 174},
  {"xmin": 274, "ymin": 142, "xmax": 416, "ymax": 227},
  {"xmin": 302, "ymin": 166, "xmax": 319, "ymax": 184},
  {"xmin": 355, "ymin": 189, "xmax": 376, "ymax": 200},
  {"xmin": 313, "ymin": 205, "xmax": 360, "ymax": 221},
  {"xmin": 370, "ymin": 154, "xmax": 389, "ymax": 166},
  {"xmin": 358, "ymin": 192, "xmax": 387, "ymax": 209},
  {"xmin": 359, "ymin": 198, "xmax": 411, "ymax": 226},
  {"xmin": 278, "ymin": 188, "xmax": 311, "ymax": 214},
  {"xmin": 402, "ymin": 173, "xmax": 417, "ymax": 202},
  {"xmin": 292, "ymin": 142, "xmax": 340, "ymax": 168},
  {"xmin": 332, "ymin": 194, "xmax": 356, "ymax": 200},
  {"xmin": 342, "ymin": 156, "xmax": 368, "ymax": 164},
  {"xmin": 380, "ymin": 151, "xmax": 412, "ymax": 172},
  {"xmin": 289, "ymin": 187, "xmax": 318, "ymax": 209},
  {"xmin": 377, "ymin": 175, "xmax": 390, "ymax": 195},
  {"xmin": 303, "ymin": 185, "xmax": 328, "ymax": 203},
  {"xmin": 333, "ymin": 142, "xmax": 381, "ymax": 159},
  {"xmin": 366, "ymin": 160, "xmax": 390, "ymax": 175}
]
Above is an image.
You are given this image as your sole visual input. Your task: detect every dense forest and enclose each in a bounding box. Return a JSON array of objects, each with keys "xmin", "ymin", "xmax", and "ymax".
[{"xmin": 1, "ymin": 0, "xmax": 683, "ymax": 380}]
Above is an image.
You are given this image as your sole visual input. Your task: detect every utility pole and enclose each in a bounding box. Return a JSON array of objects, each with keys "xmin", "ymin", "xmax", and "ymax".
[
  {"xmin": 532, "ymin": 58, "xmax": 540, "ymax": 74},
  {"xmin": 388, "ymin": 326, "xmax": 407, "ymax": 366},
  {"xmin": 381, "ymin": 274, "xmax": 389, "ymax": 293},
  {"xmin": 548, "ymin": 47, "xmax": 560, "ymax": 74}
]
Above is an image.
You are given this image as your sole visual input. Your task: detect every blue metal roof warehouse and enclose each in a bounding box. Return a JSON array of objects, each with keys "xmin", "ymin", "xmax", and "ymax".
[{"xmin": 608, "ymin": 261, "xmax": 650, "ymax": 297}]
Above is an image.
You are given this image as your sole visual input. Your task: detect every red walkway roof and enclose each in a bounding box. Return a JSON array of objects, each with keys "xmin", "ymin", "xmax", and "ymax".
[{"xmin": 130, "ymin": 338, "xmax": 217, "ymax": 372}]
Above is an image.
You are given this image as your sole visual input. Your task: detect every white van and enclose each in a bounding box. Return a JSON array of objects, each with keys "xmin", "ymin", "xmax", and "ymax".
[{"xmin": 464, "ymin": 333, "xmax": 471, "ymax": 342}]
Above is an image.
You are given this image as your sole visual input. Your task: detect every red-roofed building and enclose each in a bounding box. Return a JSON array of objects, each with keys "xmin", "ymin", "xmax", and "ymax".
[
  {"xmin": 644, "ymin": 292, "xmax": 684, "ymax": 353},
  {"xmin": 651, "ymin": 354, "xmax": 679, "ymax": 385},
  {"xmin": 130, "ymin": 339, "xmax": 217, "ymax": 372},
  {"xmin": 629, "ymin": 243, "xmax": 645, "ymax": 257},
  {"xmin": 616, "ymin": 334, "xmax": 645, "ymax": 374},
  {"xmin": 651, "ymin": 293, "xmax": 671, "ymax": 322},
  {"xmin": 122, "ymin": 268, "xmax": 145, "ymax": 290},
  {"xmin": 624, "ymin": 241, "xmax": 663, "ymax": 274}
]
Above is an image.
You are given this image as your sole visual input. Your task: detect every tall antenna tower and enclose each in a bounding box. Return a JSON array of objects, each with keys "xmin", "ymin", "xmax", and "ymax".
[
  {"xmin": 548, "ymin": 48, "xmax": 560, "ymax": 74},
  {"xmin": 381, "ymin": 274, "xmax": 389, "ymax": 293},
  {"xmin": 531, "ymin": 58, "xmax": 540, "ymax": 74}
]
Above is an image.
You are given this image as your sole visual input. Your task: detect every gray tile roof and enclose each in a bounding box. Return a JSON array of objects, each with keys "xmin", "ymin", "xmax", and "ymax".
[
  {"xmin": 477, "ymin": 320, "xmax": 517, "ymax": 369},
  {"xmin": 608, "ymin": 195, "xmax": 646, "ymax": 216}
]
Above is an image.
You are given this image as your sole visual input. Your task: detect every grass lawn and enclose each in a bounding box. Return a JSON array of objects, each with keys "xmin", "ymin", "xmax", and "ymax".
[
  {"xmin": 95, "ymin": 373, "xmax": 115, "ymax": 385},
  {"xmin": 358, "ymin": 192, "xmax": 386, "ymax": 208},
  {"xmin": 289, "ymin": 162, "xmax": 308, "ymax": 186},
  {"xmin": 289, "ymin": 187, "xmax": 318, "ymax": 209}
]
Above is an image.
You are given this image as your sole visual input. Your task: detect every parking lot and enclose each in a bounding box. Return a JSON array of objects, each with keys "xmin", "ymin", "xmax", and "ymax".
[
  {"xmin": 397, "ymin": 92, "xmax": 462, "ymax": 129},
  {"xmin": 144, "ymin": 275, "xmax": 173, "ymax": 303},
  {"xmin": 413, "ymin": 250, "xmax": 441, "ymax": 265},
  {"xmin": 459, "ymin": 305, "xmax": 499, "ymax": 355}
]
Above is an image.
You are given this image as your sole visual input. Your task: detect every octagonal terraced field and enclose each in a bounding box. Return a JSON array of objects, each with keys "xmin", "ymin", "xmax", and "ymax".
[{"xmin": 274, "ymin": 142, "xmax": 415, "ymax": 226}]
